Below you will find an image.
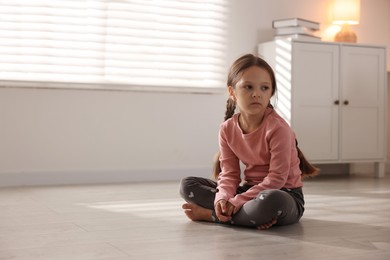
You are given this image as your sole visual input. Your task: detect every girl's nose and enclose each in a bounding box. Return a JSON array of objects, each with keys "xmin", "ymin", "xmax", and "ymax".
[{"xmin": 252, "ymin": 87, "xmax": 261, "ymax": 97}]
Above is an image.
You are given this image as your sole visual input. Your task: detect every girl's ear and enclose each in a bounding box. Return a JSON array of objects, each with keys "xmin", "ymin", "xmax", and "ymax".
[{"xmin": 228, "ymin": 85, "xmax": 236, "ymax": 101}]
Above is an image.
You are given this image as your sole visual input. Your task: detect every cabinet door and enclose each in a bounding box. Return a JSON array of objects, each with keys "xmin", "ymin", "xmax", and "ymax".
[
  {"xmin": 340, "ymin": 46, "xmax": 386, "ymax": 160},
  {"xmin": 291, "ymin": 42, "xmax": 339, "ymax": 161}
]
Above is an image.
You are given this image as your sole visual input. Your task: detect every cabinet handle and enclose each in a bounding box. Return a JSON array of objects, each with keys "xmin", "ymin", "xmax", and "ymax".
[
  {"xmin": 343, "ymin": 100, "xmax": 349, "ymax": 105},
  {"xmin": 334, "ymin": 100, "xmax": 340, "ymax": 105}
]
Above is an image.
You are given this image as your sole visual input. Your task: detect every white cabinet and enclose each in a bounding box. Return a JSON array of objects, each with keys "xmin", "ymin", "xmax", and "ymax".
[{"xmin": 258, "ymin": 40, "xmax": 387, "ymax": 177}]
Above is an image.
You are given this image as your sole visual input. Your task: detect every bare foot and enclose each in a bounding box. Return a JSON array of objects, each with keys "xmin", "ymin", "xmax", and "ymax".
[
  {"xmin": 257, "ymin": 218, "xmax": 277, "ymax": 230},
  {"xmin": 182, "ymin": 203, "xmax": 213, "ymax": 222}
]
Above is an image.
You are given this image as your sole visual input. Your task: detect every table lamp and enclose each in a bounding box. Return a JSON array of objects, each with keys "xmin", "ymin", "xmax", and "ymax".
[{"xmin": 332, "ymin": 0, "xmax": 360, "ymax": 43}]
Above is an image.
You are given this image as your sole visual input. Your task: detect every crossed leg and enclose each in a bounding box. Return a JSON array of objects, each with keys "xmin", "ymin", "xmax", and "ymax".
[
  {"xmin": 179, "ymin": 177, "xmax": 301, "ymax": 230},
  {"xmin": 181, "ymin": 202, "xmax": 277, "ymax": 230}
]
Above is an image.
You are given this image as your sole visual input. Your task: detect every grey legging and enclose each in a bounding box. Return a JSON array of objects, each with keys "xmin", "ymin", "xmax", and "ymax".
[{"xmin": 179, "ymin": 176, "xmax": 305, "ymax": 228}]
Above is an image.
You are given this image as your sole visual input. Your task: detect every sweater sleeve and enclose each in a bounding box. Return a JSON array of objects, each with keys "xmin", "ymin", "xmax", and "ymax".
[
  {"xmin": 228, "ymin": 124, "xmax": 293, "ymax": 210},
  {"xmin": 214, "ymin": 125, "xmax": 241, "ymax": 206}
]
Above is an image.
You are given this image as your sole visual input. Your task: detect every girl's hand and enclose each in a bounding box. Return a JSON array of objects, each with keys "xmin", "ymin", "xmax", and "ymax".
[{"xmin": 215, "ymin": 199, "xmax": 235, "ymax": 222}]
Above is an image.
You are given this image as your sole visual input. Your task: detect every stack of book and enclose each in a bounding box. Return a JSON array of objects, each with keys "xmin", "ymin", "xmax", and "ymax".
[{"xmin": 272, "ymin": 18, "xmax": 321, "ymax": 42}]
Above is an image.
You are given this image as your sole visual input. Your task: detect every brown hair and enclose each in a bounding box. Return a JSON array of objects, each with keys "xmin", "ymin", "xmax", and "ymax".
[{"xmin": 213, "ymin": 54, "xmax": 318, "ymax": 179}]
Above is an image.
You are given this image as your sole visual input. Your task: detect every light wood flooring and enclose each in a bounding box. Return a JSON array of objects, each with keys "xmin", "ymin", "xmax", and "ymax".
[{"xmin": 0, "ymin": 173, "xmax": 389, "ymax": 260}]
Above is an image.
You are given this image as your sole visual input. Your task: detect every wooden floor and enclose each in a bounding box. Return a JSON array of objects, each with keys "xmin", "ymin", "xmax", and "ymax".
[{"xmin": 0, "ymin": 173, "xmax": 389, "ymax": 260}]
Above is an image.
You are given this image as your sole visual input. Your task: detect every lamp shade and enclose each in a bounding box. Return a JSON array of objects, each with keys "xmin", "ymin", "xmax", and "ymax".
[{"xmin": 332, "ymin": 0, "xmax": 360, "ymax": 25}]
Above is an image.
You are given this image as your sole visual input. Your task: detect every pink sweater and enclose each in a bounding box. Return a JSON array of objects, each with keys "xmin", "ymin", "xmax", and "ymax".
[{"xmin": 214, "ymin": 108, "xmax": 303, "ymax": 210}]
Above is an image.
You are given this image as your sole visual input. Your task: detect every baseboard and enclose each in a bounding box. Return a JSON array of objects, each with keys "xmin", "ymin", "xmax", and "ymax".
[
  {"xmin": 0, "ymin": 167, "xmax": 213, "ymax": 187},
  {"xmin": 2, "ymin": 161, "xmax": 388, "ymax": 188},
  {"xmin": 313, "ymin": 163, "xmax": 351, "ymax": 175},
  {"xmin": 387, "ymin": 161, "xmax": 390, "ymax": 174}
]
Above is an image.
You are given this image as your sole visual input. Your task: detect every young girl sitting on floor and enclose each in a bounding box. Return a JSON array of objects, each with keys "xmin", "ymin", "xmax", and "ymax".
[{"xmin": 179, "ymin": 54, "xmax": 318, "ymax": 230}]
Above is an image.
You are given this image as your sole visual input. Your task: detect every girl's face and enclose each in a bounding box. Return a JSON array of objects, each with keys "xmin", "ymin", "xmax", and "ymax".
[{"xmin": 229, "ymin": 65, "xmax": 273, "ymax": 117}]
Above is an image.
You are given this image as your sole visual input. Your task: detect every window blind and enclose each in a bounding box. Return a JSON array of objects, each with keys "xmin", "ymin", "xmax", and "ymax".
[{"xmin": 0, "ymin": 0, "xmax": 228, "ymax": 91}]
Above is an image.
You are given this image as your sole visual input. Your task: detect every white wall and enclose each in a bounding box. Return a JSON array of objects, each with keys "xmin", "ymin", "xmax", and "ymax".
[
  {"xmin": 0, "ymin": 88, "xmax": 227, "ymax": 186},
  {"xmin": 1, "ymin": 0, "xmax": 389, "ymax": 186}
]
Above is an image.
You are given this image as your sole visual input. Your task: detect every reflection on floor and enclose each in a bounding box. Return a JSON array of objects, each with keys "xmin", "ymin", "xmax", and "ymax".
[{"xmin": 0, "ymin": 173, "xmax": 389, "ymax": 260}]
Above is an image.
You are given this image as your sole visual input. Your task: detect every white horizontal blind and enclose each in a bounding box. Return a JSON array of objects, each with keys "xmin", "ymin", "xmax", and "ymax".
[{"xmin": 0, "ymin": 0, "xmax": 228, "ymax": 91}]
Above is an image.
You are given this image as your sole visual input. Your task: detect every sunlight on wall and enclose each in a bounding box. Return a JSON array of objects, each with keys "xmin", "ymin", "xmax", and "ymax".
[
  {"xmin": 319, "ymin": 0, "xmax": 344, "ymax": 42},
  {"xmin": 274, "ymin": 39, "xmax": 292, "ymax": 125},
  {"xmin": 322, "ymin": 25, "xmax": 343, "ymax": 42}
]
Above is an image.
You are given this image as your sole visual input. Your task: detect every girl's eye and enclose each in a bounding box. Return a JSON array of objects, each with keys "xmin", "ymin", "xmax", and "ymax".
[
  {"xmin": 244, "ymin": 85, "xmax": 253, "ymax": 90},
  {"xmin": 261, "ymin": 86, "xmax": 270, "ymax": 91}
]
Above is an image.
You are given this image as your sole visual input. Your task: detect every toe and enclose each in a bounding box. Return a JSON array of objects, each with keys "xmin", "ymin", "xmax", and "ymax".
[{"xmin": 182, "ymin": 203, "xmax": 191, "ymax": 209}]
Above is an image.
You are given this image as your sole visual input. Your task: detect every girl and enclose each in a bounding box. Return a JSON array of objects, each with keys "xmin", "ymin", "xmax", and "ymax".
[{"xmin": 179, "ymin": 54, "xmax": 318, "ymax": 229}]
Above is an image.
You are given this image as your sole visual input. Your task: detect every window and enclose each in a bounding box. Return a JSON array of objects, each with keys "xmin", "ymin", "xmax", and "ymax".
[{"xmin": 0, "ymin": 0, "xmax": 228, "ymax": 92}]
